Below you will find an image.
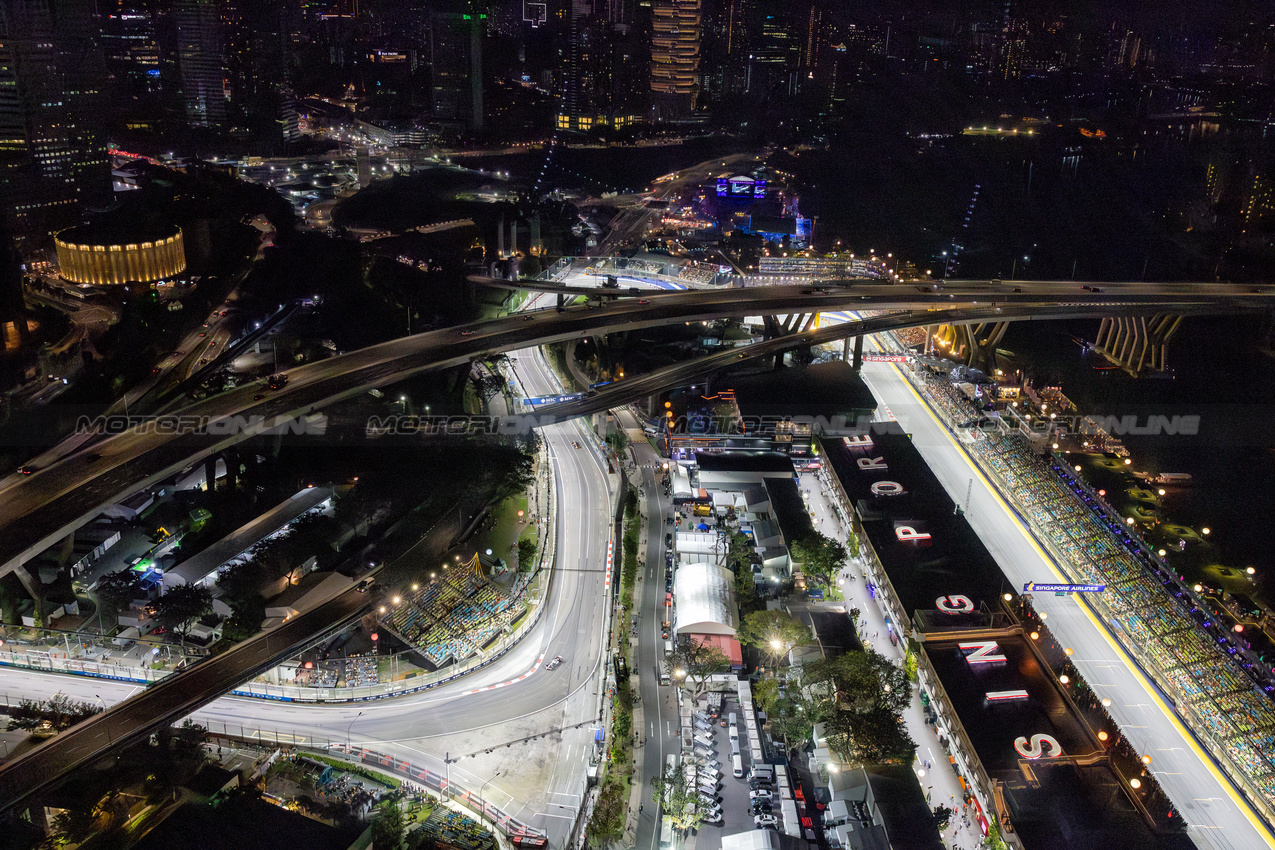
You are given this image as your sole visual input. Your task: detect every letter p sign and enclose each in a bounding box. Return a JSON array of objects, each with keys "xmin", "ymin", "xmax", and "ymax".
[{"xmin": 895, "ymin": 525, "xmax": 931, "ymax": 542}]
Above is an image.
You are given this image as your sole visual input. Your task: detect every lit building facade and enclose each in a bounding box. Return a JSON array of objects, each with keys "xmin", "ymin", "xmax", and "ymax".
[
  {"xmin": 650, "ymin": 0, "xmax": 701, "ymax": 116},
  {"xmin": 55, "ymin": 224, "xmax": 186, "ymax": 286}
]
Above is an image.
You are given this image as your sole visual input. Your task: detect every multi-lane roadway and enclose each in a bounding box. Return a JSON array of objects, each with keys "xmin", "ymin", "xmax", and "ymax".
[
  {"xmin": 3, "ymin": 279, "xmax": 1267, "ymax": 582},
  {"xmin": 0, "ymin": 309, "xmax": 615, "ymax": 844},
  {"xmin": 855, "ymin": 356, "xmax": 1275, "ymax": 850}
]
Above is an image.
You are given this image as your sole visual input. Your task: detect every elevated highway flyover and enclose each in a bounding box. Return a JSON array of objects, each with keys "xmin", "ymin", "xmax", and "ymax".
[
  {"xmin": 0, "ymin": 280, "xmax": 1268, "ymax": 587},
  {"xmin": 0, "ymin": 579, "xmax": 369, "ymax": 812}
]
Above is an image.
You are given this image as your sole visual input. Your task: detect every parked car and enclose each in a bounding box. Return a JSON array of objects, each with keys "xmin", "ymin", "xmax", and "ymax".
[{"xmin": 754, "ymin": 814, "xmax": 778, "ymax": 828}]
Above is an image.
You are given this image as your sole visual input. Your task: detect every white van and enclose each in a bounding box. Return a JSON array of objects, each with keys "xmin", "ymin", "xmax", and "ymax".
[
  {"xmin": 728, "ymin": 712, "xmax": 737, "ymax": 726},
  {"xmin": 664, "ymin": 640, "xmax": 673, "ymax": 656},
  {"xmin": 730, "ymin": 739, "xmax": 741, "ymax": 756},
  {"xmin": 728, "ymin": 724, "xmax": 739, "ymax": 743},
  {"xmin": 732, "ymin": 754, "xmax": 744, "ymax": 778}
]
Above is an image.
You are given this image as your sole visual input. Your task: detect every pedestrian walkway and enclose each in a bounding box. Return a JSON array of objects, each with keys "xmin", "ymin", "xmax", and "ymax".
[{"xmin": 797, "ymin": 471, "xmax": 975, "ymax": 850}]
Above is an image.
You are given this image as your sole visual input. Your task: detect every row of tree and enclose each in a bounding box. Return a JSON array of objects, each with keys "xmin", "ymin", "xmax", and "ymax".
[{"xmin": 95, "ymin": 570, "xmax": 214, "ymax": 643}]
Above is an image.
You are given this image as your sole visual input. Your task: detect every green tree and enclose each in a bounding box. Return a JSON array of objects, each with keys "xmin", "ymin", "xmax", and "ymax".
[
  {"xmin": 6, "ymin": 694, "xmax": 101, "ymax": 733},
  {"xmin": 216, "ymin": 560, "xmax": 265, "ymax": 608},
  {"xmin": 153, "ymin": 584, "xmax": 213, "ymax": 642},
  {"xmin": 95, "ymin": 569, "xmax": 146, "ymax": 614},
  {"xmin": 807, "ymin": 649, "xmax": 910, "ymax": 716},
  {"xmin": 586, "ymin": 774, "xmax": 626, "ymax": 844},
  {"xmin": 665, "ymin": 640, "xmax": 731, "ymax": 699},
  {"xmin": 737, "ymin": 609, "xmax": 811, "ymax": 668},
  {"xmin": 474, "ymin": 372, "xmax": 507, "ymax": 403},
  {"xmin": 651, "ymin": 764, "xmax": 705, "ymax": 831},
  {"xmin": 517, "ymin": 536, "xmax": 538, "ymax": 571},
  {"xmin": 824, "ymin": 705, "xmax": 916, "ymax": 765},
  {"xmin": 933, "ymin": 805, "xmax": 953, "ymax": 831},
  {"xmin": 369, "ymin": 800, "xmax": 406, "ymax": 850},
  {"xmin": 734, "ymin": 561, "xmax": 762, "ymax": 617},
  {"xmin": 753, "ymin": 677, "xmax": 780, "ymax": 714},
  {"xmin": 790, "ymin": 531, "xmax": 847, "ymax": 588},
  {"xmin": 768, "ymin": 692, "xmax": 823, "ymax": 753}
]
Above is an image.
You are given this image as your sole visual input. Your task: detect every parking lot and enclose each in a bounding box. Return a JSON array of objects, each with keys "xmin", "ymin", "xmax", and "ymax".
[{"xmin": 685, "ymin": 694, "xmax": 777, "ymax": 849}]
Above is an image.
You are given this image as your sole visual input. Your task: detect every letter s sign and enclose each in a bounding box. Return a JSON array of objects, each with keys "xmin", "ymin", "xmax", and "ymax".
[{"xmin": 1013, "ymin": 734, "xmax": 1063, "ymax": 759}]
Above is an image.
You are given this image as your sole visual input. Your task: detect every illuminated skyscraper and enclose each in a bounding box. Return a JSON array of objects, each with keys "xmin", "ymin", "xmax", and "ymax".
[
  {"xmin": 0, "ymin": 0, "xmax": 109, "ymax": 254},
  {"xmin": 174, "ymin": 0, "xmax": 227, "ymax": 127},
  {"xmin": 650, "ymin": 0, "xmax": 701, "ymax": 118},
  {"xmin": 430, "ymin": 2, "xmax": 484, "ymax": 132}
]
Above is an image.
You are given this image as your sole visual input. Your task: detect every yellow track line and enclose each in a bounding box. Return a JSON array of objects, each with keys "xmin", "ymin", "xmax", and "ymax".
[{"xmin": 889, "ymin": 363, "xmax": 1275, "ymax": 844}]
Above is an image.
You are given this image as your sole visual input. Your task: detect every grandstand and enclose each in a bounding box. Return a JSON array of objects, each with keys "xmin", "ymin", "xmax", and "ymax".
[
  {"xmin": 926, "ymin": 375, "xmax": 1275, "ymax": 809},
  {"xmin": 380, "ymin": 555, "xmax": 527, "ymax": 669}
]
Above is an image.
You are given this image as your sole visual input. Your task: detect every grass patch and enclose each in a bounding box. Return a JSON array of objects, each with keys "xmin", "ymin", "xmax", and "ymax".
[
  {"xmin": 470, "ymin": 494, "xmax": 531, "ymax": 567},
  {"xmin": 309, "ymin": 754, "xmax": 403, "ymax": 789}
]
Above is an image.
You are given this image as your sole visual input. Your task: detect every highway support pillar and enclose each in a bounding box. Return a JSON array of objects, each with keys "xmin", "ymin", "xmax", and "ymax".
[
  {"xmin": 852, "ymin": 334, "xmax": 864, "ymax": 371},
  {"xmin": 842, "ymin": 336, "xmax": 851, "ymax": 362}
]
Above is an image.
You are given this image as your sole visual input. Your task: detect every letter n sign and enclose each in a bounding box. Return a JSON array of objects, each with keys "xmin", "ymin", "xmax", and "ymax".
[{"xmin": 959, "ymin": 641, "xmax": 1005, "ymax": 664}]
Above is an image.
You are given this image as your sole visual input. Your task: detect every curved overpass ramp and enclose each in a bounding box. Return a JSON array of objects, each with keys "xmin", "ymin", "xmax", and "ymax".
[
  {"xmin": 0, "ymin": 283, "xmax": 1267, "ymax": 578},
  {"xmin": 0, "ymin": 583, "xmax": 368, "ymax": 812}
]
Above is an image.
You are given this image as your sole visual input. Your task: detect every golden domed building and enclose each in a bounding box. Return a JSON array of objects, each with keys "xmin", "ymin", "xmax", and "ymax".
[{"xmin": 54, "ymin": 220, "xmax": 186, "ymax": 287}]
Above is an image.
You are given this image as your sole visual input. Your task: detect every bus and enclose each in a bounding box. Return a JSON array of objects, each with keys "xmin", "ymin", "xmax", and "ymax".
[
  {"xmin": 658, "ymin": 817, "xmax": 675, "ymax": 850},
  {"xmin": 658, "ymin": 754, "xmax": 678, "ymax": 848}
]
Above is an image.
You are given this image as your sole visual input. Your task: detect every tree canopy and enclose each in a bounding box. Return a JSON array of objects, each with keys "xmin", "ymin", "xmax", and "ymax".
[
  {"xmin": 370, "ymin": 800, "xmax": 406, "ymax": 850},
  {"xmin": 665, "ymin": 639, "xmax": 731, "ymax": 699},
  {"xmin": 95, "ymin": 569, "xmax": 146, "ymax": 613},
  {"xmin": 154, "ymin": 584, "xmax": 214, "ymax": 641},
  {"xmin": 737, "ymin": 609, "xmax": 811, "ymax": 667},
  {"xmin": 5, "ymin": 693, "xmax": 101, "ymax": 733},
  {"xmin": 806, "ymin": 648, "xmax": 911, "ymax": 716},
  {"xmin": 824, "ymin": 705, "xmax": 917, "ymax": 765},
  {"xmin": 767, "ymin": 690, "xmax": 824, "ymax": 753},
  {"xmin": 790, "ymin": 531, "xmax": 847, "ymax": 588},
  {"xmin": 650, "ymin": 764, "xmax": 706, "ymax": 832}
]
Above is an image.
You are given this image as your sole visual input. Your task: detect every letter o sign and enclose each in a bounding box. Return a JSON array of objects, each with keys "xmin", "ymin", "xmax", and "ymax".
[
  {"xmin": 936, "ymin": 595, "xmax": 974, "ymax": 614},
  {"xmin": 871, "ymin": 481, "xmax": 905, "ymax": 496},
  {"xmin": 1014, "ymin": 734, "xmax": 1063, "ymax": 759}
]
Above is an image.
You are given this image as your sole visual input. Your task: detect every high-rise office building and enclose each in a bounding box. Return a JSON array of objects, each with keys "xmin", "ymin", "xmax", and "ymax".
[
  {"xmin": 0, "ymin": 0, "xmax": 110, "ymax": 255},
  {"xmin": 650, "ymin": 0, "xmax": 701, "ymax": 118},
  {"xmin": 99, "ymin": 2, "xmax": 162, "ymax": 98},
  {"xmin": 557, "ymin": 0, "xmax": 644, "ymax": 131},
  {"xmin": 747, "ymin": 11, "xmax": 800, "ymax": 98},
  {"xmin": 430, "ymin": 3, "xmax": 484, "ymax": 132},
  {"xmin": 174, "ymin": 0, "xmax": 228, "ymax": 127}
]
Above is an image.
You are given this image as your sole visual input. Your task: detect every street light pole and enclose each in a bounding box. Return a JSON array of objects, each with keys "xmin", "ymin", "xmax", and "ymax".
[
  {"xmin": 479, "ymin": 770, "xmax": 502, "ymax": 817},
  {"xmin": 345, "ymin": 710, "xmax": 364, "ymax": 750}
]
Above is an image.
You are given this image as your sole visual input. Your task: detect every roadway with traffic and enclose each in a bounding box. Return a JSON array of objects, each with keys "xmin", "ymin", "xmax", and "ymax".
[
  {"xmin": 853, "ymin": 347, "xmax": 1275, "ymax": 850},
  {"xmin": 0, "ymin": 309, "xmax": 616, "ymax": 844},
  {"xmin": 1, "ymin": 278, "xmax": 1266, "ymax": 581},
  {"xmin": 2, "ymin": 274, "xmax": 1273, "ymax": 845}
]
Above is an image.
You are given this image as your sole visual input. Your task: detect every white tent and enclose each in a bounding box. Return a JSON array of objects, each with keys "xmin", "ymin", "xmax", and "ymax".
[
  {"xmin": 673, "ymin": 562, "xmax": 738, "ymax": 636},
  {"xmin": 720, "ymin": 830, "xmax": 779, "ymax": 850}
]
